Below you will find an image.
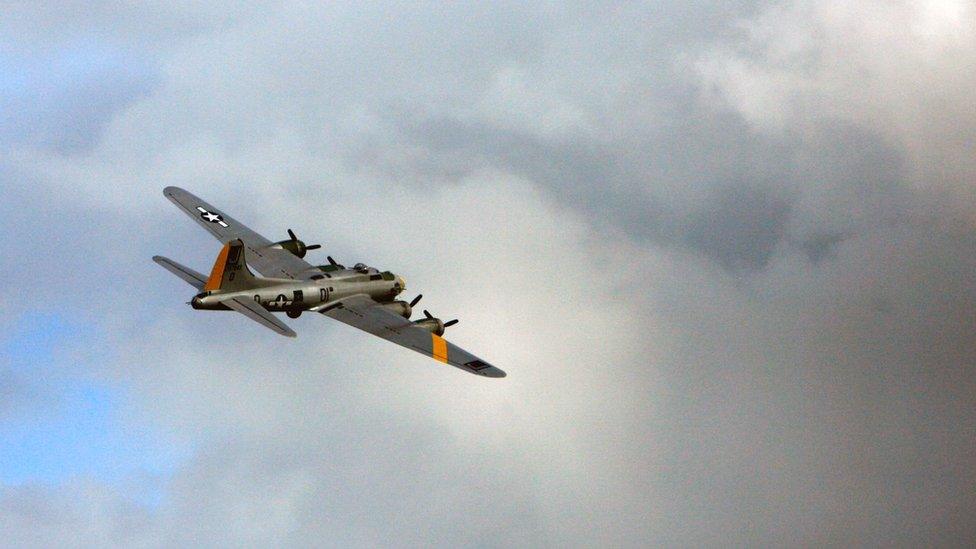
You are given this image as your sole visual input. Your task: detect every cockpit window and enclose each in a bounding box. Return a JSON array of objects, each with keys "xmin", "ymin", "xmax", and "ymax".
[{"xmin": 353, "ymin": 263, "xmax": 369, "ymax": 273}]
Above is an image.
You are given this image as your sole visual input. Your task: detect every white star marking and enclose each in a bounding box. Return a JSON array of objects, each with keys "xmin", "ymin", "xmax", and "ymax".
[{"xmin": 196, "ymin": 206, "xmax": 229, "ymax": 227}]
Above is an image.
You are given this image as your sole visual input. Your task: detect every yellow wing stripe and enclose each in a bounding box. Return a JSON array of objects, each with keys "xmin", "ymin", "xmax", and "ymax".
[
  {"xmin": 431, "ymin": 334, "xmax": 448, "ymax": 363},
  {"xmin": 204, "ymin": 242, "xmax": 231, "ymax": 291}
]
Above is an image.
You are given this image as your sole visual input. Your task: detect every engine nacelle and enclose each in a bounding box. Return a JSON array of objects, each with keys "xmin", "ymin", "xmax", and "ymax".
[
  {"xmin": 274, "ymin": 238, "xmax": 309, "ymax": 258},
  {"xmin": 380, "ymin": 301, "xmax": 412, "ymax": 318},
  {"xmin": 272, "ymin": 230, "xmax": 321, "ymax": 258},
  {"xmin": 412, "ymin": 317, "xmax": 445, "ymax": 336}
]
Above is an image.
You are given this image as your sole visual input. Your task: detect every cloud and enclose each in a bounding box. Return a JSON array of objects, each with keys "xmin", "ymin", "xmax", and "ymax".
[
  {"xmin": 2, "ymin": 1, "xmax": 976, "ymax": 546},
  {"xmin": 126, "ymin": 175, "xmax": 669, "ymax": 546},
  {"xmin": 0, "ymin": 46, "xmax": 157, "ymax": 154},
  {"xmin": 0, "ymin": 481, "xmax": 152, "ymax": 547},
  {"xmin": 697, "ymin": 0, "xmax": 976, "ymax": 192}
]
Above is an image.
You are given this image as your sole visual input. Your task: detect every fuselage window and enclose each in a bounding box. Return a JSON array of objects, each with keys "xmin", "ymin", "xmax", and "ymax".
[
  {"xmin": 293, "ymin": 290, "xmax": 303, "ymax": 302},
  {"xmin": 369, "ymin": 274, "xmax": 382, "ymax": 281}
]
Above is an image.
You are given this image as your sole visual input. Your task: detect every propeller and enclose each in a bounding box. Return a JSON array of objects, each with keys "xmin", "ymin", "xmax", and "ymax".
[
  {"xmin": 409, "ymin": 294, "xmax": 423, "ymax": 307},
  {"xmin": 327, "ymin": 255, "xmax": 345, "ymax": 268},
  {"xmin": 286, "ymin": 228, "xmax": 321, "ymax": 257},
  {"xmin": 424, "ymin": 309, "xmax": 459, "ymax": 328}
]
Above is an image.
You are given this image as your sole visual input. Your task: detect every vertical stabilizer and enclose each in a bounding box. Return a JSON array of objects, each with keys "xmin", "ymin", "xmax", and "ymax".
[{"xmin": 204, "ymin": 240, "xmax": 258, "ymax": 292}]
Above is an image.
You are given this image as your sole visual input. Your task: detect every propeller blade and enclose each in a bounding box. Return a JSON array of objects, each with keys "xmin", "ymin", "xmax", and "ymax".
[
  {"xmin": 305, "ymin": 244, "xmax": 322, "ymax": 250},
  {"xmin": 328, "ymin": 256, "xmax": 338, "ymax": 266},
  {"xmin": 443, "ymin": 319, "xmax": 459, "ymax": 327},
  {"xmin": 409, "ymin": 294, "xmax": 423, "ymax": 307},
  {"xmin": 287, "ymin": 228, "xmax": 298, "ymax": 241},
  {"xmin": 424, "ymin": 309, "xmax": 433, "ymax": 319}
]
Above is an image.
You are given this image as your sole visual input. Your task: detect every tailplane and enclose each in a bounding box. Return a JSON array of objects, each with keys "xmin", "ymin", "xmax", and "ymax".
[{"xmin": 153, "ymin": 255, "xmax": 207, "ymax": 289}]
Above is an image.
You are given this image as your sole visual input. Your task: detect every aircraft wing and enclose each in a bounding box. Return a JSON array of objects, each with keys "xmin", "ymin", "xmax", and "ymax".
[
  {"xmin": 316, "ymin": 295, "xmax": 506, "ymax": 378},
  {"xmin": 163, "ymin": 186, "xmax": 314, "ymax": 279}
]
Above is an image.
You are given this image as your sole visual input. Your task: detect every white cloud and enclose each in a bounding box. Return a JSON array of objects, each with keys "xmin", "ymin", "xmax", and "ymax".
[
  {"xmin": 44, "ymin": 158, "xmax": 673, "ymax": 544},
  {"xmin": 697, "ymin": 0, "xmax": 976, "ymax": 191}
]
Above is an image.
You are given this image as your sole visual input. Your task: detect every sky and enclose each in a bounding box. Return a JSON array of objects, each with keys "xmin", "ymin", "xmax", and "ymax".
[{"xmin": 1, "ymin": 1, "xmax": 975, "ymax": 546}]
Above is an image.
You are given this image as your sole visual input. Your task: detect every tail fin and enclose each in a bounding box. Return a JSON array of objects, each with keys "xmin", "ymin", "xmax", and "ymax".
[{"xmin": 204, "ymin": 239, "xmax": 258, "ymax": 292}]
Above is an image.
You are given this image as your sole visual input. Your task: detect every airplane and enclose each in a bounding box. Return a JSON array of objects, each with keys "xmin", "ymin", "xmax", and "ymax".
[{"xmin": 153, "ymin": 187, "xmax": 506, "ymax": 378}]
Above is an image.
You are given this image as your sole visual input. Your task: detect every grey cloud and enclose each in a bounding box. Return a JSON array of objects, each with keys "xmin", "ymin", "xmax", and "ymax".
[
  {"xmin": 2, "ymin": 1, "xmax": 976, "ymax": 547},
  {"xmin": 793, "ymin": 230, "xmax": 850, "ymax": 263},
  {"xmin": 683, "ymin": 184, "xmax": 792, "ymax": 270},
  {"xmin": 383, "ymin": 112, "xmax": 847, "ymax": 272},
  {"xmin": 643, "ymin": 222, "xmax": 976, "ymax": 546},
  {"xmin": 0, "ymin": 481, "xmax": 152, "ymax": 547},
  {"xmin": 697, "ymin": 0, "xmax": 976, "ymax": 192}
]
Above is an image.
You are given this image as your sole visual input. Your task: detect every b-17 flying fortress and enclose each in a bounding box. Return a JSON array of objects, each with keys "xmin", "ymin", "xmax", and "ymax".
[{"xmin": 154, "ymin": 187, "xmax": 505, "ymax": 378}]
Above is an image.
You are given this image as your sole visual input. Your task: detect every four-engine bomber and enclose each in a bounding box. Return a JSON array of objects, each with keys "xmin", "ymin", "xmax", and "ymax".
[{"xmin": 154, "ymin": 187, "xmax": 503, "ymax": 377}]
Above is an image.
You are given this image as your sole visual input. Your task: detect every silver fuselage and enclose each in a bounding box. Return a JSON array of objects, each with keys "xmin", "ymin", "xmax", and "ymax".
[{"xmin": 191, "ymin": 267, "xmax": 405, "ymax": 313}]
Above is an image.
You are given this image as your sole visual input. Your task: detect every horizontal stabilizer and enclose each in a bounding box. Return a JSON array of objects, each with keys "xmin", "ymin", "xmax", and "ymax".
[
  {"xmin": 224, "ymin": 297, "xmax": 297, "ymax": 337},
  {"xmin": 153, "ymin": 256, "xmax": 206, "ymax": 289}
]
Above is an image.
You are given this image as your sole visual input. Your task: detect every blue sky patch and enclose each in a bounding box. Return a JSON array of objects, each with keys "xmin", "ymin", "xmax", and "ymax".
[{"xmin": 0, "ymin": 312, "xmax": 187, "ymax": 504}]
